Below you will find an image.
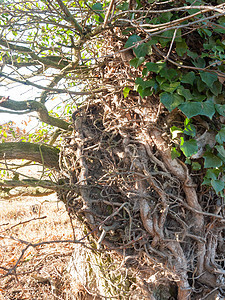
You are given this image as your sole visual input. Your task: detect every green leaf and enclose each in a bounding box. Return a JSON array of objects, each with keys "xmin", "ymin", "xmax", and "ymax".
[
  {"xmin": 123, "ymin": 87, "xmax": 131, "ymax": 98},
  {"xmin": 179, "ymin": 102, "xmax": 202, "ymax": 118},
  {"xmin": 180, "ymin": 137, "xmax": 198, "ymax": 157},
  {"xmin": 125, "ymin": 35, "xmax": 141, "ymax": 48},
  {"xmin": 187, "ymin": 50, "xmax": 198, "ymax": 59},
  {"xmin": 181, "ymin": 72, "xmax": 196, "ymax": 85},
  {"xmin": 160, "ymin": 82, "xmax": 180, "ymax": 93},
  {"xmin": 193, "ymin": 57, "xmax": 206, "ymax": 68},
  {"xmin": 141, "ymin": 87, "xmax": 153, "ymax": 98},
  {"xmin": 133, "ymin": 42, "xmax": 152, "ymax": 58},
  {"xmin": 177, "ymin": 86, "xmax": 193, "ymax": 100},
  {"xmin": 215, "ymin": 104, "xmax": 225, "ymax": 117},
  {"xmin": 176, "ymin": 40, "xmax": 188, "ymax": 56},
  {"xmin": 203, "ymin": 152, "xmax": 223, "ymax": 168},
  {"xmin": 160, "ymin": 92, "xmax": 184, "ymax": 112},
  {"xmin": 200, "ymin": 72, "xmax": 218, "ymax": 86},
  {"xmin": 215, "ymin": 145, "xmax": 225, "ymax": 157},
  {"xmin": 130, "ymin": 57, "xmax": 145, "ymax": 68},
  {"xmin": 170, "ymin": 126, "xmax": 183, "ymax": 139},
  {"xmin": 135, "ymin": 78, "xmax": 155, "ymax": 89},
  {"xmin": 205, "ymin": 168, "xmax": 220, "ymax": 180},
  {"xmin": 216, "ymin": 127, "xmax": 225, "ymax": 144},
  {"xmin": 92, "ymin": 3, "xmax": 103, "ymax": 12},
  {"xmin": 201, "ymin": 100, "xmax": 215, "ymax": 119},
  {"xmin": 184, "ymin": 123, "xmax": 196, "ymax": 137},
  {"xmin": 211, "ymin": 179, "xmax": 224, "ymax": 194},
  {"xmin": 159, "ymin": 11, "xmax": 172, "ymax": 23},
  {"xmin": 159, "ymin": 68, "xmax": 179, "ymax": 82},
  {"xmin": 142, "ymin": 68, "xmax": 148, "ymax": 76},
  {"xmin": 171, "ymin": 147, "xmax": 181, "ymax": 159},
  {"xmin": 146, "ymin": 62, "xmax": 165, "ymax": 73},
  {"xmin": 192, "ymin": 162, "xmax": 201, "ymax": 170},
  {"xmin": 209, "ymin": 81, "xmax": 222, "ymax": 96}
]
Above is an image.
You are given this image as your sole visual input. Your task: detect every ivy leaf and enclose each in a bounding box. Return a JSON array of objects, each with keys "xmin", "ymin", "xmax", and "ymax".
[
  {"xmin": 125, "ymin": 34, "xmax": 141, "ymax": 48},
  {"xmin": 211, "ymin": 179, "xmax": 224, "ymax": 194},
  {"xmin": 184, "ymin": 123, "xmax": 196, "ymax": 137},
  {"xmin": 135, "ymin": 78, "xmax": 155, "ymax": 89},
  {"xmin": 177, "ymin": 86, "xmax": 193, "ymax": 100},
  {"xmin": 159, "ymin": 68, "xmax": 178, "ymax": 82},
  {"xmin": 179, "ymin": 102, "xmax": 202, "ymax": 118},
  {"xmin": 170, "ymin": 126, "xmax": 183, "ymax": 139},
  {"xmin": 171, "ymin": 147, "xmax": 181, "ymax": 159},
  {"xmin": 180, "ymin": 137, "xmax": 198, "ymax": 157},
  {"xmin": 216, "ymin": 127, "xmax": 225, "ymax": 144},
  {"xmin": 210, "ymin": 81, "xmax": 222, "ymax": 96},
  {"xmin": 203, "ymin": 152, "xmax": 223, "ymax": 168},
  {"xmin": 201, "ymin": 100, "xmax": 215, "ymax": 119},
  {"xmin": 133, "ymin": 42, "xmax": 151, "ymax": 58},
  {"xmin": 215, "ymin": 104, "xmax": 225, "ymax": 117},
  {"xmin": 192, "ymin": 162, "xmax": 201, "ymax": 170},
  {"xmin": 160, "ymin": 82, "xmax": 180, "ymax": 93},
  {"xmin": 123, "ymin": 87, "xmax": 131, "ymax": 98},
  {"xmin": 130, "ymin": 57, "xmax": 145, "ymax": 68},
  {"xmin": 200, "ymin": 72, "xmax": 218, "ymax": 86},
  {"xmin": 215, "ymin": 145, "xmax": 225, "ymax": 157},
  {"xmin": 205, "ymin": 168, "xmax": 220, "ymax": 180},
  {"xmin": 160, "ymin": 92, "xmax": 184, "ymax": 112},
  {"xmin": 146, "ymin": 62, "xmax": 165, "ymax": 73},
  {"xmin": 176, "ymin": 40, "xmax": 188, "ymax": 56}
]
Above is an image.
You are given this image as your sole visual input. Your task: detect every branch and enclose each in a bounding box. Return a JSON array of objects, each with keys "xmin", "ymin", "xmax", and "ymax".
[
  {"xmin": 0, "ymin": 98, "xmax": 70, "ymax": 130},
  {"xmin": 0, "ymin": 142, "xmax": 59, "ymax": 169},
  {"xmin": 0, "ymin": 179, "xmax": 57, "ymax": 190},
  {"xmin": 0, "ymin": 38, "xmax": 72, "ymax": 70},
  {"xmin": 0, "ymin": 71, "xmax": 105, "ymax": 95},
  {"xmin": 55, "ymin": 0, "xmax": 83, "ymax": 34}
]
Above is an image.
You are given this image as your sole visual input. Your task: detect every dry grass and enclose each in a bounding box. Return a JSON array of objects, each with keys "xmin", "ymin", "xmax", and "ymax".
[{"xmin": 0, "ymin": 193, "xmax": 76, "ymax": 300}]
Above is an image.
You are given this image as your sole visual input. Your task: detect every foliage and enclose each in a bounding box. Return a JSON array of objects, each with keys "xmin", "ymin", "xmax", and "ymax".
[{"xmin": 124, "ymin": 0, "xmax": 225, "ymax": 196}]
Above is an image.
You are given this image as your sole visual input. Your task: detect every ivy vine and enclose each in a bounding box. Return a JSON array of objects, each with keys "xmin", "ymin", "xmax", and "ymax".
[{"xmin": 123, "ymin": 0, "xmax": 225, "ymax": 197}]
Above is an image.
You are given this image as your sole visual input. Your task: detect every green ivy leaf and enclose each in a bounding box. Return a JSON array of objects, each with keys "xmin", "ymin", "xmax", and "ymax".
[
  {"xmin": 203, "ymin": 152, "xmax": 223, "ymax": 168},
  {"xmin": 215, "ymin": 145, "xmax": 225, "ymax": 157},
  {"xmin": 180, "ymin": 137, "xmax": 198, "ymax": 157},
  {"xmin": 159, "ymin": 68, "xmax": 179, "ymax": 82},
  {"xmin": 216, "ymin": 127, "xmax": 225, "ymax": 144},
  {"xmin": 179, "ymin": 102, "xmax": 202, "ymax": 118},
  {"xmin": 125, "ymin": 34, "xmax": 141, "ymax": 48},
  {"xmin": 192, "ymin": 162, "xmax": 201, "ymax": 170},
  {"xmin": 133, "ymin": 42, "xmax": 152, "ymax": 58},
  {"xmin": 211, "ymin": 179, "xmax": 224, "ymax": 194},
  {"xmin": 200, "ymin": 72, "xmax": 218, "ymax": 86},
  {"xmin": 159, "ymin": 11, "xmax": 172, "ymax": 23},
  {"xmin": 193, "ymin": 57, "xmax": 206, "ymax": 68},
  {"xmin": 171, "ymin": 147, "xmax": 181, "ymax": 159},
  {"xmin": 201, "ymin": 100, "xmax": 215, "ymax": 119},
  {"xmin": 130, "ymin": 57, "xmax": 145, "ymax": 68},
  {"xmin": 215, "ymin": 104, "xmax": 225, "ymax": 117},
  {"xmin": 176, "ymin": 40, "xmax": 188, "ymax": 56},
  {"xmin": 205, "ymin": 168, "xmax": 220, "ymax": 180},
  {"xmin": 135, "ymin": 78, "xmax": 155, "ymax": 89},
  {"xmin": 209, "ymin": 81, "xmax": 222, "ymax": 96},
  {"xmin": 123, "ymin": 87, "xmax": 131, "ymax": 98},
  {"xmin": 177, "ymin": 86, "xmax": 193, "ymax": 100},
  {"xmin": 181, "ymin": 72, "xmax": 196, "ymax": 85},
  {"xmin": 160, "ymin": 82, "xmax": 180, "ymax": 93},
  {"xmin": 146, "ymin": 62, "xmax": 165, "ymax": 73},
  {"xmin": 184, "ymin": 123, "xmax": 196, "ymax": 137},
  {"xmin": 160, "ymin": 92, "xmax": 184, "ymax": 112}
]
